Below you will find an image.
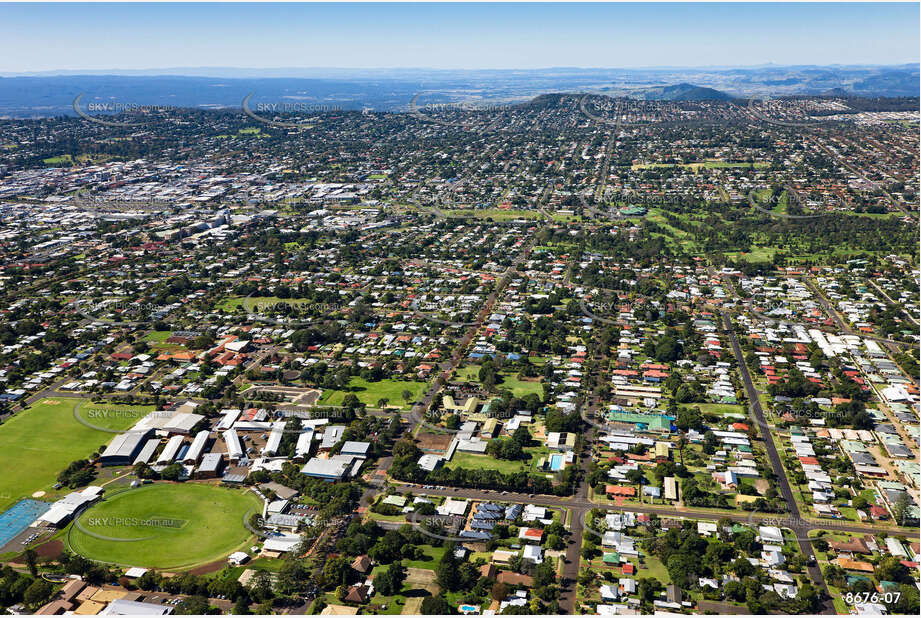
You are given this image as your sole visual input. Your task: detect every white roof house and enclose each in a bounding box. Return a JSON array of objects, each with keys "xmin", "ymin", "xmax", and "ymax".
[
  {"xmin": 758, "ymin": 525, "xmax": 785, "ymax": 545},
  {"xmin": 522, "ymin": 544, "xmax": 543, "ymax": 564}
]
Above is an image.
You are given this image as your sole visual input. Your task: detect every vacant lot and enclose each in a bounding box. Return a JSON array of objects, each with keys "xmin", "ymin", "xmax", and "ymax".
[
  {"xmin": 446, "ymin": 445, "xmax": 552, "ymax": 475},
  {"xmin": 319, "ymin": 377, "xmax": 427, "ymax": 409}
]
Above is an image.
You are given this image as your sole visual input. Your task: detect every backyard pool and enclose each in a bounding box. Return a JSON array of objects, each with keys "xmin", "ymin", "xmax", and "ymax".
[{"xmin": 549, "ymin": 454, "xmax": 564, "ymax": 471}]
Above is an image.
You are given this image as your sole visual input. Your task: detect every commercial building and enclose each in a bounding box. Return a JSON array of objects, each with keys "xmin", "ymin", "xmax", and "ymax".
[
  {"xmin": 100, "ymin": 429, "xmax": 153, "ymax": 466},
  {"xmin": 301, "ymin": 454, "xmax": 358, "ymax": 481}
]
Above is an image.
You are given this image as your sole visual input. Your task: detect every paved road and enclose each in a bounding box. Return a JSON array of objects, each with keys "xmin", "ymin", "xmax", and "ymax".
[
  {"xmin": 805, "ymin": 133, "xmax": 912, "ymax": 217},
  {"xmin": 800, "ymin": 276, "xmax": 854, "ymax": 335},
  {"xmin": 866, "ymin": 279, "xmax": 919, "ymax": 328},
  {"xmin": 389, "ymin": 484, "xmax": 915, "ymax": 538},
  {"xmin": 721, "ymin": 310, "xmax": 835, "ymax": 614}
]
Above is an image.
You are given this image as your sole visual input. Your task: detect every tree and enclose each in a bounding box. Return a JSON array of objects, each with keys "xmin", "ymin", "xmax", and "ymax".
[
  {"xmin": 23, "ymin": 579, "xmax": 52, "ymax": 608},
  {"xmin": 250, "ymin": 570, "xmax": 274, "ymax": 602},
  {"xmin": 233, "ymin": 597, "xmax": 251, "ymax": 614},
  {"xmin": 420, "ymin": 594, "xmax": 455, "ymax": 615},
  {"xmin": 436, "ymin": 545, "xmax": 461, "ymax": 591},
  {"xmin": 887, "ymin": 584, "xmax": 920, "ymax": 615},
  {"xmin": 136, "ymin": 569, "xmax": 162, "ymax": 591},
  {"xmin": 23, "ymin": 548, "xmax": 37, "ymax": 577},
  {"xmin": 625, "ymin": 469, "xmax": 645, "ymax": 485},
  {"xmin": 343, "ymin": 393, "xmax": 362, "ymax": 410},
  {"xmin": 160, "ymin": 463, "xmax": 183, "ymax": 481},
  {"xmin": 875, "ymin": 556, "xmax": 911, "ymax": 584},
  {"xmin": 534, "ymin": 560, "xmax": 556, "ymax": 588},
  {"xmin": 666, "ymin": 552, "xmax": 699, "ymax": 588},
  {"xmin": 637, "ymin": 577, "xmax": 663, "ymax": 603},
  {"xmin": 175, "ymin": 596, "xmax": 214, "ymax": 615},
  {"xmin": 724, "ymin": 580, "xmax": 746, "ymax": 602},
  {"xmin": 512, "ymin": 425, "xmax": 532, "ymax": 447},
  {"xmin": 376, "ymin": 563, "xmax": 406, "ymax": 596},
  {"xmin": 675, "ymin": 408, "xmax": 703, "ymax": 432},
  {"xmin": 491, "ymin": 582, "xmax": 509, "ymax": 601},
  {"xmin": 546, "ymin": 533, "xmax": 565, "ymax": 551},
  {"xmin": 393, "ymin": 439, "xmax": 421, "ymax": 459},
  {"xmin": 653, "ymin": 335, "xmax": 682, "ymax": 363},
  {"xmin": 795, "ymin": 580, "xmax": 821, "ymax": 613},
  {"xmin": 323, "ymin": 556, "xmax": 352, "ymax": 590},
  {"xmin": 891, "ymin": 491, "xmax": 911, "ymax": 526}
]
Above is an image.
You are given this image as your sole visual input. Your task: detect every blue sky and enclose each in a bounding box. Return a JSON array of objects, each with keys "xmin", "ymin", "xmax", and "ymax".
[{"xmin": 0, "ymin": 2, "xmax": 917, "ymax": 72}]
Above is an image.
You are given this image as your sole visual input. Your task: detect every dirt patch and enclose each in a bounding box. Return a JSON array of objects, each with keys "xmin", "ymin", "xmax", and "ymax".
[
  {"xmin": 405, "ymin": 567, "xmax": 436, "ymax": 586},
  {"xmin": 416, "ymin": 431, "xmax": 453, "ymax": 452},
  {"xmin": 753, "ymin": 479, "xmax": 770, "ymax": 495},
  {"xmin": 698, "ymin": 600, "xmax": 750, "ymax": 614},
  {"xmin": 34, "ymin": 539, "xmax": 63, "ymax": 560},
  {"xmin": 189, "ymin": 558, "xmax": 228, "ymax": 576},
  {"xmin": 405, "ymin": 568, "xmax": 439, "ymax": 595},
  {"xmin": 401, "ymin": 597, "xmax": 423, "ymax": 614}
]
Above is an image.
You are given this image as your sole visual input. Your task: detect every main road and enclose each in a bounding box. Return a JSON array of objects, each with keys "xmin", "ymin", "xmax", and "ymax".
[{"xmin": 721, "ymin": 310, "xmax": 835, "ymax": 614}]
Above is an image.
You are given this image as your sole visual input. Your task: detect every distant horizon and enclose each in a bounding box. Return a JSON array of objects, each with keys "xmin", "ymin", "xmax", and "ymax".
[
  {"xmin": 0, "ymin": 3, "xmax": 918, "ymax": 73},
  {"xmin": 3, "ymin": 61, "xmax": 920, "ymax": 78}
]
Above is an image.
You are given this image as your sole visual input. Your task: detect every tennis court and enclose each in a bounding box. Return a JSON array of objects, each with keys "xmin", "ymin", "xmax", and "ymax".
[{"xmin": 0, "ymin": 499, "xmax": 50, "ymax": 548}]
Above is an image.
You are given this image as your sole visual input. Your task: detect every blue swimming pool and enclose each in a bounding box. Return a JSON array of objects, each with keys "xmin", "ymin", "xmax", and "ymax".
[
  {"xmin": 459, "ymin": 605, "xmax": 480, "ymax": 614},
  {"xmin": 549, "ymin": 454, "xmax": 564, "ymax": 471},
  {"xmin": 0, "ymin": 499, "xmax": 51, "ymax": 548}
]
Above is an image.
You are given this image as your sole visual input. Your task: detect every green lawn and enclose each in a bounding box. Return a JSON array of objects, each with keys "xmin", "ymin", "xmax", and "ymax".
[
  {"xmin": 43, "ymin": 154, "xmax": 73, "ymax": 165},
  {"xmin": 400, "ymin": 544, "xmax": 447, "ymax": 570},
  {"xmin": 447, "ymin": 208, "xmax": 543, "ymax": 221},
  {"xmin": 724, "ymin": 246, "xmax": 776, "ymax": 263},
  {"xmin": 497, "ymin": 373, "xmax": 544, "ymax": 398},
  {"xmin": 67, "ymin": 483, "xmax": 261, "ymax": 569},
  {"xmin": 0, "ymin": 398, "xmax": 152, "ymax": 510},
  {"xmin": 368, "ymin": 548, "xmax": 444, "ymax": 614},
  {"xmin": 216, "ymin": 296, "xmax": 314, "ymax": 312},
  {"xmin": 453, "ymin": 367, "xmax": 543, "ymax": 398},
  {"xmin": 446, "ymin": 444, "xmax": 552, "ymax": 475},
  {"xmin": 639, "ymin": 555, "xmax": 671, "ymax": 584},
  {"xmin": 446, "ymin": 451, "xmax": 529, "ymax": 474},
  {"xmin": 143, "ymin": 330, "xmax": 172, "ymax": 344},
  {"xmin": 454, "ymin": 365, "xmax": 480, "ymax": 382},
  {"xmin": 694, "ymin": 403, "xmax": 746, "ymax": 417},
  {"xmin": 319, "ymin": 377, "xmax": 427, "ymax": 409}
]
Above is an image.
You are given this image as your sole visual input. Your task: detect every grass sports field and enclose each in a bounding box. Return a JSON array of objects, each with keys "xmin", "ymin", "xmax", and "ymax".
[
  {"xmin": 0, "ymin": 398, "xmax": 152, "ymax": 511},
  {"xmin": 68, "ymin": 483, "xmax": 262, "ymax": 569}
]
